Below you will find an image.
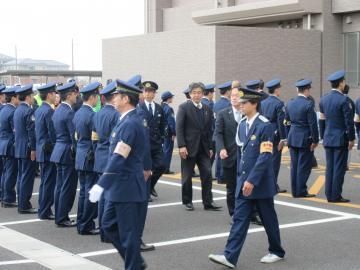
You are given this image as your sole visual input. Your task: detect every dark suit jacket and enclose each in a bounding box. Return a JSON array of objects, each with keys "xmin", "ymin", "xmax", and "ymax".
[
  {"xmin": 176, "ymin": 100, "xmax": 213, "ymax": 158},
  {"xmin": 214, "ymin": 107, "xmax": 238, "ymax": 168}
]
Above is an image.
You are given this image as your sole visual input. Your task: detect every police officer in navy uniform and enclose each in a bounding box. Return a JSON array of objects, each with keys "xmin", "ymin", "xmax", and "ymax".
[
  {"xmin": 284, "ymin": 79, "xmax": 319, "ymax": 198},
  {"xmin": 93, "ymin": 81, "xmax": 120, "ymax": 242},
  {"xmin": 354, "ymin": 92, "xmax": 360, "ymax": 149},
  {"xmin": 161, "ymin": 91, "xmax": 176, "ymax": 174},
  {"xmin": 201, "ymin": 84, "xmax": 215, "ymax": 110},
  {"xmin": 213, "ymin": 81, "xmax": 232, "ymax": 183},
  {"xmin": 261, "ymin": 79, "xmax": 287, "ymax": 193},
  {"xmin": 138, "ymin": 81, "xmax": 166, "ymax": 198},
  {"xmin": 89, "ymin": 80, "xmax": 150, "ymax": 270},
  {"xmin": 35, "ymin": 83, "xmax": 57, "ymax": 219},
  {"xmin": 209, "ymin": 88, "xmax": 285, "ymax": 269},
  {"xmin": 0, "ymin": 84, "xmax": 6, "ymax": 201},
  {"xmin": 246, "ymin": 79, "xmax": 269, "ymax": 98},
  {"xmin": 51, "ymin": 81, "xmax": 78, "ymax": 227},
  {"xmin": 73, "ymin": 82, "xmax": 101, "ymax": 235},
  {"xmin": 14, "ymin": 84, "xmax": 37, "ymax": 214},
  {"xmin": 0, "ymin": 86, "xmax": 19, "ymax": 208},
  {"xmin": 319, "ymin": 70, "xmax": 355, "ymax": 203},
  {"xmin": 127, "ymin": 76, "xmax": 156, "ymax": 251},
  {"xmin": 343, "ymin": 84, "xmax": 355, "ymax": 170}
]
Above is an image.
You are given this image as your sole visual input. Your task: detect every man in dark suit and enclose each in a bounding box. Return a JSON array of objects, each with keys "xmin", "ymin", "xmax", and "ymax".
[
  {"xmin": 176, "ymin": 82, "xmax": 221, "ymax": 211},
  {"xmin": 214, "ymin": 87, "xmax": 241, "ymax": 217}
]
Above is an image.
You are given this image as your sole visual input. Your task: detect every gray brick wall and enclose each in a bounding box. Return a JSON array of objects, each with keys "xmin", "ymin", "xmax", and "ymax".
[
  {"xmin": 102, "ymin": 27, "xmax": 216, "ymax": 110},
  {"xmin": 215, "ymin": 26, "xmax": 322, "ymax": 103}
]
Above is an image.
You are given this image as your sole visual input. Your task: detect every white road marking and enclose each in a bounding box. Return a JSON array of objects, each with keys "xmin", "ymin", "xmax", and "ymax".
[
  {"xmin": 158, "ymin": 180, "xmax": 360, "ymax": 219},
  {"xmin": 0, "ymin": 259, "xmax": 34, "ymax": 265},
  {"xmin": 0, "ymin": 197, "xmax": 227, "ymax": 226},
  {"xmin": 78, "ymin": 216, "xmax": 353, "ymax": 258},
  {"xmin": 0, "ymin": 226, "xmax": 111, "ymax": 270}
]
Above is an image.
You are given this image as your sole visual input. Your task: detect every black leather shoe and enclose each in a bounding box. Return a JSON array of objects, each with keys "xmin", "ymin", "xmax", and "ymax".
[
  {"xmin": 251, "ymin": 215, "xmax": 263, "ymax": 226},
  {"xmin": 140, "ymin": 242, "xmax": 155, "ymax": 252},
  {"xmin": 80, "ymin": 228, "xmax": 100, "ymax": 235},
  {"xmin": 164, "ymin": 170, "xmax": 175, "ymax": 175},
  {"xmin": 328, "ymin": 197, "xmax": 351, "ymax": 203},
  {"xmin": 150, "ymin": 188, "xmax": 158, "ymax": 197},
  {"xmin": 56, "ymin": 220, "xmax": 77, "ymax": 227},
  {"xmin": 302, "ymin": 193, "xmax": 316, "ymax": 198},
  {"xmin": 2, "ymin": 201, "xmax": 18, "ymax": 208},
  {"xmin": 277, "ymin": 188, "xmax": 287, "ymax": 193},
  {"xmin": 204, "ymin": 203, "xmax": 222, "ymax": 211},
  {"xmin": 18, "ymin": 208, "xmax": 38, "ymax": 214},
  {"xmin": 39, "ymin": 214, "xmax": 55, "ymax": 220},
  {"xmin": 185, "ymin": 203, "xmax": 194, "ymax": 211}
]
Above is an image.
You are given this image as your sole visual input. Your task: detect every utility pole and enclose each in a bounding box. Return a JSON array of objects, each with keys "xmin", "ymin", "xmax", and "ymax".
[{"xmin": 71, "ymin": 38, "xmax": 74, "ymax": 71}]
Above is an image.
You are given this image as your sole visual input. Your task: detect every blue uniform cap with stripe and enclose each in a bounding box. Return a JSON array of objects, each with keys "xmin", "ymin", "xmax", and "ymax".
[
  {"xmin": 38, "ymin": 82, "xmax": 56, "ymax": 92},
  {"xmin": 327, "ymin": 70, "xmax": 345, "ymax": 82},
  {"xmin": 182, "ymin": 87, "xmax": 190, "ymax": 94},
  {"xmin": 0, "ymin": 84, "xmax": 6, "ymax": 92},
  {"xmin": 80, "ymin": 82, "xmax": 101, "ymax": 94},
  {"xmin": 127, "ymin": 75, "xmax": 142, "ymax": 89},
  {"xmin": 57, "ymin": 81, "xmax": 76, "ymax": 92},
  {"xmin": 100, "ymin": 81, "xmax": 117, "ymax": 95},
  {"xmin": 161, "ymin": 91, "xmax": 174, "ymax": 101},
  {"xmin": 116, "ymin": 79, "xmax": 142, "ymax": 96},
  {"xmin": 142, "ymin": 81, "xmax": 158, "ymax": 91},
  {"xmin": 295, "ymin": 79, "xmax": 312, "ymax": 88},
  {"xmin": 3, "ymin": 86, "xmax": 20, "ymax": 95},
  {"xmin": 217, "ymin": 81, "xmax": 232, "ymax": 91},
  {"xmin": 16, "ymin": 84, "xmax": 33, "ymax": 94},
  {"xmin": 238, "ymin": 87, "xmax": 266, "ymax": 101},
  {"xmin": 265, "ymin": 78, "xmax": 281, "ymax": 90},
  {"xmin": 246, "ymin": 79, "xmax": 261, "ymax": 90}
]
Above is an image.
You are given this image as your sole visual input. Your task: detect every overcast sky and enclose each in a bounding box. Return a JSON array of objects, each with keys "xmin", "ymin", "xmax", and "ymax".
[{"xmin": 1, "ymin": 0, "xmax": 144, "ymax": 70}]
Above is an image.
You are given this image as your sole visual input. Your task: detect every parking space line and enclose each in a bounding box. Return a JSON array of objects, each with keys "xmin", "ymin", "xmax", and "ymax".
[
  {"xmin": 77, "ymin": 216, "xmax": 353, "ymax": 258},
  {"xmin": 0, "ymin": 197, "xmax": 226, "ymax": 227},
  {"xmin": 308, "ymin": 175, "xmax": 325, "ymax": 195},
  {"xmin": 0, "ymin": 226, "xmax": 111, "ymax": 270}
]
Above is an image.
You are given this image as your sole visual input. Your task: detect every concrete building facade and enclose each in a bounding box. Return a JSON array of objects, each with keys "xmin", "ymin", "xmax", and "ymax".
[{"xmin": 103, "ymin": 0, "xmax": 360, "ymax": 106}]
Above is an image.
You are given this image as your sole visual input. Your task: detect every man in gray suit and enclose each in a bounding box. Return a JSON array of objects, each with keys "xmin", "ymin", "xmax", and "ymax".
[{"xmin": 176, "ymin": 82, "xmax": 222, "ymax": 211}]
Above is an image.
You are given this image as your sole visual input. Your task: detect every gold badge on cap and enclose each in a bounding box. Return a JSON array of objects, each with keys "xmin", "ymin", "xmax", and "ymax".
[
  {"xmin": 251, "ymin": 135, "xmax": 256, "ymax": 140},
  {"xmin": 145, "ymin": 83, "xmax": 151, "ymax": 88},
  {"xmin": 239, "ymin": 91, "xmax": 244, "ymax": 97}
]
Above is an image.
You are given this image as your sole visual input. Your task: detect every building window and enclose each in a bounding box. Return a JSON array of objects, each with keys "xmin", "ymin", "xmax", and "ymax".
[{"xmin": 344, "ymin": 32, "xmax": 359, "ymax": 87}]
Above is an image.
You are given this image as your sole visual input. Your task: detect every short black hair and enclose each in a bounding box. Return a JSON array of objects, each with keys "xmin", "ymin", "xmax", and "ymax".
[
  {"xmin": 5, "ymin": 94, "xmax": 15, "ymax": 103},
  {"xmin": 81, "ymin": 91, "xmax": 98, "ymax": 102},
  {"xmin": 220, "ymin": 88, "xmax": 230, "ymax": 95},
  {"xmin": 268, "ymin": 88, "xmax": 275, "ymax": 94},
  {"xmin": 39, "ymin": 91, "xmax": 54, "ymax": 101},
  {"xmin": 259, "ymin": 79, "xmax": 264, "ymax": 90},
  {"xmin": 331, "ymin": 78, "xmax": 344, "ymax": 89},
  {"xmin": 104, "ymin": 93, "xmax": 115, "ymax": 102},
  {"xmin": 18, "ymin": 93, "xmax": 31, "ymax": 102},
  {"xmin": 60, "ymin": 91, "xmax": 73, "ymax": 102},
  {"xmin": 248, "ymin": 99, "xmax": 261, "ymax": 112},
  {"xmin": 121, "ymin": 93, "xmax": 139, "ymax": 107}
]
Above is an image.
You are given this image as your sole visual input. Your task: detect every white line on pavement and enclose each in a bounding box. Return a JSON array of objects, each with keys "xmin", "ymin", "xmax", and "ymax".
[
  {"xmin": 0, "ymin": 197, "xmax": 227, "ymax": 226},
  {"xmin": 0, "ymin": 259, "xmax": 35, "ymax": 265},
  {"xmin": 0, "ymin": 226, "xmax": 111, "ymax": 270},
  {"xmin": 158, "ymin": 180, "xmax": 360, "ymax": 219},
  {"xmin": 77, "ymin": 215, "xmax": 353, "ymax": 258}
]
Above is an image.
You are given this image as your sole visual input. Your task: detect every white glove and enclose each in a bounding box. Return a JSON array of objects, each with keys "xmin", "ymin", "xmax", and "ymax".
[{"xmin": 89, "ymin": 184, "xmax": 104, "ymax": 203}]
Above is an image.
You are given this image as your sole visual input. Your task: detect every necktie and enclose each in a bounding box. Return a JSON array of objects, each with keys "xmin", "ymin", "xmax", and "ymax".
[
  {"xmin": 149, "ymin": 103, "xmax": 153, "ymax": 117},
  {"xmin": 246, "ymin": 122, "xmax": 250, "ymax": 136}
]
